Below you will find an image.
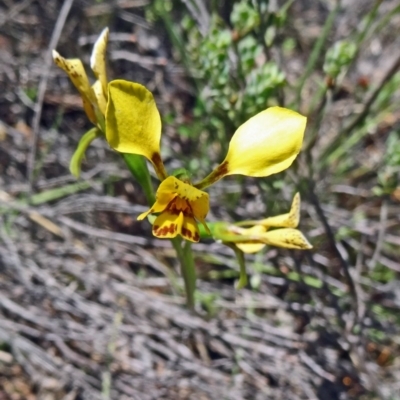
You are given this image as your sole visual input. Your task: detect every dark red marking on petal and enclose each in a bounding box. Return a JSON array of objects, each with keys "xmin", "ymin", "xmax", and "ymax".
[
  {"xmin": 168, "ymin": 223, "xmax": 175, "ymax": 234},
  {"xmin": 193, "ymin": 232, "xmax": 200, "ymax": 242},
  {"xmin": 154, "ymin": 223, "xmax": 177, "ymax": 237},
  {"xmin": 181, "ymin": 227, "xmax": 192, "ymax": 239}
]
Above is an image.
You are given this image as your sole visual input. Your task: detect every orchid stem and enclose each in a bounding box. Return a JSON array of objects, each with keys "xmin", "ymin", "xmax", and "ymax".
[
  {"xmin": 232, "ymin": 246, "xmax": 247, "ymax": 289},
  {"xmin": 122, "ymin": 153, "xmax": 155, "ymax": 205},
  {"xmin": 171, "ymin": 237, "xmax": 196, "ymax": 310}
]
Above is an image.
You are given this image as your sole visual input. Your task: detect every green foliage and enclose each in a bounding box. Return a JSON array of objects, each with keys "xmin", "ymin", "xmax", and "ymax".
[
  {"xmin": 374, "ymin": 130, "xmax": 400, "ymax": 195},
  {"xmin": 230, "ymin": 1, "xmax": 260, "ymax": 38},
  {"xmin": 183, "ymin": 8, "xmax": 286, "ymax": 138},
  {"xmin": 323, "ymin": 40, "xmax": 357, "ymax": 79}
]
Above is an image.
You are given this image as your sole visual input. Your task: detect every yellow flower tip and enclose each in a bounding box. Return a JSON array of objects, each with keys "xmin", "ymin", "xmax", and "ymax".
[
  {"xmin": 137, "ymin": 209, "xmax": 152, "ymax": 221},
  {"xmin": 224, "ymin": 106, "xmax": 307, "ymax": 178},
  {"xmin": 139, "ymin": 176, "xmax": 209, "ymax": 242},
  {"xmin": 258, "ymin": 192, "xmax": 301, "ymax": 228},
  {"xmin": 90, "ymin": 27, "xmax": 109, "ymax": 100},
  {"xmin": 52, "ymin": 50, "xmax": 98, "ymax": 125},
  {"xmin": 90, "ymin": 27, "xmax": 109, "ymax": 71},
  {"xmin": 52, "ymin": 49, "xmax": 61, "ymax": 63},
  {"xmin": 262, "ymin": 228, "xmax": 312, "ymax": 250}
]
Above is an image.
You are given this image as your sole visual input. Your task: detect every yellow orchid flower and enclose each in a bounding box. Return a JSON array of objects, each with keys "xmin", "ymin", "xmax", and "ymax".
[
  {"xmin": 105, "ymin": 80, "xmax": 307, "ymax": 242},
  {"xmin": 53, "ymin": 27, "xmax": 109, "ymax": 126},
  {"xmin": 137, "ymin": 176, "xmax": 209, "ymax": 242},
  {"xmin": 213, "ymin": 193, "xmax": 312, "ymax": 253}
]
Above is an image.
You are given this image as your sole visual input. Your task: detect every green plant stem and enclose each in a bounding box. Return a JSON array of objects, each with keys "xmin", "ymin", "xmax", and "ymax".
[
  {"xmin": 171, "ymin": 237, "xmax": 196, "ymax": 310},
  {"xmin": 232, "ymin": 246, "xmax": 247, "ymax": 289},
  {"xmin": 122, "ymin": 154, "xmax": 155, "ymax": 205}
]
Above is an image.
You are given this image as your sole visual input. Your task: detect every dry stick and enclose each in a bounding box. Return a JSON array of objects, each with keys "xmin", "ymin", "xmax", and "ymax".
[
  {"xmin": 354, "ymin": 235, "xmax": 367, "ymax": 323},
  {"xmin": 306, "ymin": 185, "xmax": 388, "ymax": 396},
  {"xmin": 308, "ymin": 187, "xmax": 391, "ymax": 397},
  {"xmin": 27, "ymin": 0, "xmax": 75, "ymax": 196},
  {"xmin": 307, "ymin": 181, "xmax": 359, "ymax": 314},
  {"xmin": 319, "ymin": 51, "xmax": 400, "ymax": 169},
  {"xmin": 340, "ymin": 52, "xmax": 400, "ymax": 138},
  {"xmin": 0, "ymin": 0, "xmax": 34, "ymax": 27},
  {"xmin": 368, "ymin": 198, "xmax": 388, "ymax": 270}
]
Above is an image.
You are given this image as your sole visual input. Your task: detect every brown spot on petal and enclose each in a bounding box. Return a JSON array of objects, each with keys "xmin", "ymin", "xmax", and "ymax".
[
  {"xmin": 181, "ymin": 227, "xmax": 192, "ymax": 239},
  {"xmin": 193, "ymin": 232, "xmax": 200, "ymax": 242},
  {"xmin": 154, "ymin": 223, "xmax": 177, "ymax": 237},
  {"xmin": 168, "ymin": 223, "xmax": 175, "ymax": 234}
]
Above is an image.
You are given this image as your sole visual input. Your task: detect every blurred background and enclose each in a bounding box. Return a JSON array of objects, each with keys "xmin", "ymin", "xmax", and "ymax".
[{"xmin": 0, "ymin": 0, "xmax": 400, "ymax": 399}]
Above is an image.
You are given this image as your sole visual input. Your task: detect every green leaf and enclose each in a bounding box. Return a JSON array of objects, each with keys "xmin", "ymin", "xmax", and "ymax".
[
  {"xmin": 70, "ymin": 128, "xmax": 102, "ymax": 177},
  {"xmin": 122, "ymin": 153, "xmax": 155, "ymax": 205},
  {"xmin": 30, "ymin": 181, "xmax": 93, "ymax": 205}
]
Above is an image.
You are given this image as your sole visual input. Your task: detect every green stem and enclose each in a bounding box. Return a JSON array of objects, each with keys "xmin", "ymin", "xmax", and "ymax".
[
  {"xmin": 232, "ymin": 246, "xmax": 247, "ymax": 289},
  {"xmin": 171, "ymin": 237, "xmax": 196, "ymax": 310},
  {"xmin": 122, "ymin": 153, "xmax": 155, "ymax": 205}
]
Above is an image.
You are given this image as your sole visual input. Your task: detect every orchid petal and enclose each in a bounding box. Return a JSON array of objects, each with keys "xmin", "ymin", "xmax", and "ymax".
[
  {"xmin": 258, "ymin": 193, "xmax": 301, "ymax": 228},
  {"xmin": 181, "ymin": 214, "xmax": 201, "ymax": 242},
  {"xmin": 152, "ymin": 211, "xmax": 184, "ymax": 239},
  {"xmin": 90, "ymin": 27, "xmax": 109, "ymax": 100},
  {"xmin": 235, "ymin": 226, "xmax": 267, "ymax": 253},
  {"xmin": 260, "ymin": 228, "xmax": 312, "ymax": 250},
  {"xmin": 195, "ymin": 107, "xmax": 306, "ymax": 189},
  {"xmin": 105, "ymin": 80, "xmax": 167, "ymax": 180},
  {"xmin": 52, "ymin": 50, "xmax": 97, "ymax": 124}
]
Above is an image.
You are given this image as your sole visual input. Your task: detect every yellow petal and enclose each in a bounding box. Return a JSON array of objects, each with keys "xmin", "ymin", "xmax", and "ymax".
[
  {"xmin": 195, "ymin": 107, "xmax": 306, "ymax": 189},
  {"xmin": 260, "ymin": 228, "xmax": 312, "ymax": 250},
  {"xmin": 181, "ymin": 214, "xmax": 200, "ymax": 242},
  {"xmin": 153, "ymin": 211, "xmax": 184, "ymax": 239},
  {"xmin": 235, "ymin": 225, "xmax": 267, "ymax": 254},
  {"xmin": 92, "ymin": 80, "xmax": 107, "ymax": 115},
  {"xmin": 105, "ymin": 80, "xmax": 167, "ymax": 180},
  {"xmin": 225, "ymin": 107, "xmax": 306, "ymax": 176},
  {"xmin": 157, "ymin": 176, "xmax": 210, "ymax": 223},
  {"xmin": 236, "ymin": 242, "xmax": 266, "ymax": 253},
  {"xmin": 137, "ymin": 193, "xmax": 176, "ymax": 220},
  {"xmin": 166, "ymin": 176, "xmax": 208, "ymax": 204},
  {"xmin": 52, "ymin": 50, "xmax": 97, "ymax": 124},
  {"xmin": 90, "ymin": 27, "xmax": 109, "ymax": 100},
  {"xmin": 172, "ymin": 176, "xmax": 210, "ymax": 233},
  {"xmin": 137, "ymin": 179, "xmax": 177, "ymax": 220},
  {"xmin": 259, "ymin": 193, "xmax": 301, "ymax": 228},
  {"xmin": 191, "ymin": 194, "xmax": 209, "ymax": 221}
]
